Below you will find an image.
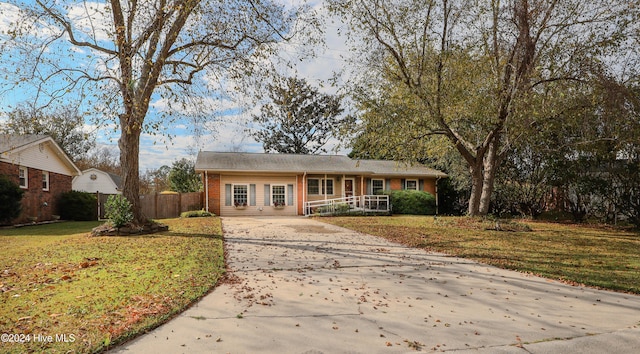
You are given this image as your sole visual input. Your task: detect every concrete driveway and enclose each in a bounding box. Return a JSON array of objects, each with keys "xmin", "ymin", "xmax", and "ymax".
[{"xmin": 112, "ymin": 216, "xmax": 640, "ymax": 353}]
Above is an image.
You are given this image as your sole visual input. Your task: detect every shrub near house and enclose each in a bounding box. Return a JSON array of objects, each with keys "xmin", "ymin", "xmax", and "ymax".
[
  {"xmin": 0, "ymin": 175, "xmax": 24, "ymax": 224},
  {"xmin": 57, "ymin": 191, "xmax": 97, "ymax": 221},
  {"xmin": 382, "ymin": 190, "xmax": 436, "ymax": 215}
]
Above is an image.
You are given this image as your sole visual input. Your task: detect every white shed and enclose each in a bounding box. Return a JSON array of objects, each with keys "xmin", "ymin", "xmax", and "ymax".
[{"xmin": 73, "ymin": 168, "xmax": 122, "ymax": 194}]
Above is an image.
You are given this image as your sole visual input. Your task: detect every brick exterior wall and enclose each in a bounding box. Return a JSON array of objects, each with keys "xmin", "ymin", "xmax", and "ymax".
[
  {"xmin": 206, "ymin": 173, "xmax": 221, "ymax": 216},
  {"xmin": 388, "ymin": 178, "xmax": 436, "ymax": 195},
  {"xmin": 423, "ymin": 178, "xmax": 436, "ymax": 195},
  {"xmin": 0, "ymin": 162, "xmax": 72, "ymax": 224},
  {"xmin": 390, "ymin": 178, "xmax": 402, "ymax": 191},
  {"xmin": 0, "ymin": 162, "xmax": 18, "ymax": 184}
]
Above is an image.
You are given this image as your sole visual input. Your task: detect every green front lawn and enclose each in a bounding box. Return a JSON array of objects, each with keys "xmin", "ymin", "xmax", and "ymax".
[
  {"xmin": 0, "ymin": 218, "xmax": 224, "ymax": 353},
  {"xmin": 320, "ymin": 216, "xmax": 640, "ymax": 294}
]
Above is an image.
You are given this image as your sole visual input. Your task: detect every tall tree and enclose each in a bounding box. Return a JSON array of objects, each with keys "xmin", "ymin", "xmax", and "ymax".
[
  {"xmin": 1, "ymin": 104, "xmax": 95, "ymax": 161},
  {"xmin": 3, "ymin": 0, "xmax": 300, "ymax": 224},
  {"xmin": 545, "ymin": 76, "xmax": 640, "ymax": 224},
  {"xmin": 330, "ymin": 0, "xmax": 635, "ymax": 216},
  {"xmin": 168, "ymin": 158, "xmax": 201, "ymax": 193},
  {"xmin": 250, "ymin": 75, "xmax": 348, "ymax": 154}
]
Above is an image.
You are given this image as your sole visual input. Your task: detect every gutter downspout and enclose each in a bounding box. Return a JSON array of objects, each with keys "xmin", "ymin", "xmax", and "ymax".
[
  {"xmin": 303, "ymin": 172, "xmax": 307, "ymax": 215},
  {"xmin": 204, "ymin": 171, "xmax": 209, "ymax": 213},
  {"xmin": 324, "ymin": 173, "xmax": 328, "ymax": 202}
]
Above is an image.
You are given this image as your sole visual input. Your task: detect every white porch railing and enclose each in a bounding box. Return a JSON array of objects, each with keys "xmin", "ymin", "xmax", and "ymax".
[{"xmin": 304, "ymin": 195, "xmax": 390, "ymax": 216}]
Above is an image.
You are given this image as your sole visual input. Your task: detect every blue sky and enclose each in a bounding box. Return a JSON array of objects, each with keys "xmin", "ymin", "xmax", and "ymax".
[{"xmin": 0, "ymin": 0, "xmax": 353, "ymax": 171}]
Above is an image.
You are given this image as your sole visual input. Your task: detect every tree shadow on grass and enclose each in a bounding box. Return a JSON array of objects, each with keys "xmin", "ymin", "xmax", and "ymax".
[
  {"xmin": 158, "ymin": 231, "xmax": 224, "ymax": 240},
  {"xmin": 0, "ymin": 221, "xmax": 102, "ymax": 236}
]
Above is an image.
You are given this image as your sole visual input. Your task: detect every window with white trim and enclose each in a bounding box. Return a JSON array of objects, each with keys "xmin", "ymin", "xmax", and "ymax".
[
  {"xmin": 272, "ymin": 185, "xmax": 286, "ymax": 206},
  {"xmin": 324, "ymin": 179, "xmax": 334, "ymax": 195},
  {"xmin": 372, "ymin": 179, "xmax": 385, "ymax": 194},
  {"xmin": 405, "ymin": 179, "xmax": 418, "ymax": 191},
  {"xmin": 307, "ymin": 178, "xmax": 334, "ymax": 195},
  {"xmin": 18, "ymin": 166, "xmax": 28, "ymax": 189},
  {"xmin": 233, "ymin": 184, "xmax": 248, "ymax": 207},
  {"xmin": 42, "ymin": 171, "xmax": 50, "ymax": 191},
  {"xmin": 307, "ymin": 179, "xmax": 320, "ymax": 195}
]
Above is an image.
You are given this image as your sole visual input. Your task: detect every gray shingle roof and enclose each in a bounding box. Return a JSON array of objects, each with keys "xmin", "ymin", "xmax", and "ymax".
[
  {"xmin": 107, "ymin": 172, "xmax": 123, "ymax": 189},
  {"xmin": 355, "ymin": 159, "xmax": 448, "ymax": 177},
  {"xmin": 195, "ymin": 152, "xmax": 447, "ymax": 178}
]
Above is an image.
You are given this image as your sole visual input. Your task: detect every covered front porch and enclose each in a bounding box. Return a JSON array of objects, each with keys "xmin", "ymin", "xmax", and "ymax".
[
  {"xmin": 302, "ymin": 174, "xmax": 390, "ymax": 215},
  {"xmin": 304, "ymin": 195, "xmax": 390, "ymax": 216}
]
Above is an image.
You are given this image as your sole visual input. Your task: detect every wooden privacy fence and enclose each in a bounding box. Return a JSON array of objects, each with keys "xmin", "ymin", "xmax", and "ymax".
[{"xmin": 97, "ymin": 192, "xmax": 203, "ymax": 220}]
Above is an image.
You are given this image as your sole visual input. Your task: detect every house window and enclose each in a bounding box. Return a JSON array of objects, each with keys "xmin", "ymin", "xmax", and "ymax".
[
  {"xmin": 272, "ymin": 185, "xmax": 286, "ymax": 206},
  {"xmin": 372, "ymin": 179, "xmax": 385, "ymax": 194},
  {"xmin": 405, "ymin": 179, "xmax": 418, "ymax": 191},
  {"xmin": 324, "ymin": 179, "xmax": 334, "ymax": 195},
  {"xmin": 307, "ymin": 178, "xmax": 334, "ymax": 195},
  {"xmin": 307, "ymin": 179, "xmax": 320, "ymax": 195},
  {"xmin": 18, "ymin": 166, "xmax": 28, "ymax": 189},
  {"xmin": 42, "ymin": 171, "xmax": 50, "ymax": 191},
  {"xmin": 233, "ymin": 184, "xmax": 248, "ymax": 207}
]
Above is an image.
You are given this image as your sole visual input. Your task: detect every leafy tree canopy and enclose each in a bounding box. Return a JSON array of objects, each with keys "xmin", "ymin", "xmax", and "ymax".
[
  {"xmin": 331, "ymin": 0, "xmax": 638, "ymax": 216},
  {"xmin": 249, "ymin": 75, "xmax": 351, "ymax": 154},
  {"xmin": 169, "ymin": 158, "xmax": 201, "ymax": 193}
]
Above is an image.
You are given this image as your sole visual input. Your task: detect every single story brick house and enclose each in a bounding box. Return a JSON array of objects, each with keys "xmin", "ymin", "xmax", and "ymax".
[
  {"xmin": 195, "ymin": 152, "xmax": 447, "ymax": 216},
  {"xmin": 0, "ymin": 134, "xmax": 81, "ymax": 224}
]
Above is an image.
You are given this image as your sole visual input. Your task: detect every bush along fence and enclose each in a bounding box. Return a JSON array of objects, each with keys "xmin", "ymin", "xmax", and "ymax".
[{"xmin": 97, "ymin": 192, "xmax": 203, "ymax": 220}]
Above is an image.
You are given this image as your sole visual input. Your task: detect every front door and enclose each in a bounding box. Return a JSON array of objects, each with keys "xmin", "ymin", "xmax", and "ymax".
[{"xmin": 345, "ymin": 179, "xmax": 354, "ymax": 198}]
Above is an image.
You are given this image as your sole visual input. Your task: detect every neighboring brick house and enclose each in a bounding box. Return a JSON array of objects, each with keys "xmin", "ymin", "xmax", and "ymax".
[
  {"xmin": 195, "ymin": 152, "xmax": 447, "ymax": 216},
  {"xmin": 0, "ymin": 134, "xmax": 81, "ymax": 224}
]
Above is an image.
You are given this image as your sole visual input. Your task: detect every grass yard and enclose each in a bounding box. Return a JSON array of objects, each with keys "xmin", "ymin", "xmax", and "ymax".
[
  {"xmin": 320, "ymin": 216, "xmax": 640, "ymax": 294},
  {"xmin": 0, "ymin": 217, "xmax": 224, "ymax": 354}
]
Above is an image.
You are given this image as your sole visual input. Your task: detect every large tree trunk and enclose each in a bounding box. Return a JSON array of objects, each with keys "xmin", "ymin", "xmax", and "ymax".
[
  {"xmin": 118, "ymin": 114, "xmax": 146, "ymax": 224},
  {"xmin": 479, "ymin": 138, "xmax": 500, "ymax": 215},
  {"xmin": 468, "ymin": 162, "xmax": 484, "ymax": 216},
  {"xmin": 451, "ymin": 135, "xmax": 487, "ymax": 217}
]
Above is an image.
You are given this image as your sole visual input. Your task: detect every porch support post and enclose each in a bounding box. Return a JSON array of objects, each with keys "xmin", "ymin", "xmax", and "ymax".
[
  {"xmin": 324, "ymin": 173, "xmax": 328, "ymax": 201},
  {"xmin": 342, "ymin": 174, "xmax": 346, "ymax": 198},
  {"xmin": 360, "ymin": 175, "xmax": 364, "ymax": 207},
  {"xmin": 435, "ymin": 177, "xmax": 440, "ymax": 217}
]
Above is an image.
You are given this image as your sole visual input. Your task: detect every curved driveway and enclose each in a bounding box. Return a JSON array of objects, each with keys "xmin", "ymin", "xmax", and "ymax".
[{"xmin": 113, "ymin": 216, "xmax": 640, "ymax": 353}]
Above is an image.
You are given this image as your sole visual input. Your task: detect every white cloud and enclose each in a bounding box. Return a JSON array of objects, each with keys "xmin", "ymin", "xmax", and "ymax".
[
  {"xmin": 67, "ymin": 2, "xmax": 114, "ymax": 42},
  {"xmin": 0, "ymin": 3, "xmax": 21, "ymax": 34},
  {"xmin": 0, "ymin": 2, "xmax": 61, "ymax": 45}
]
